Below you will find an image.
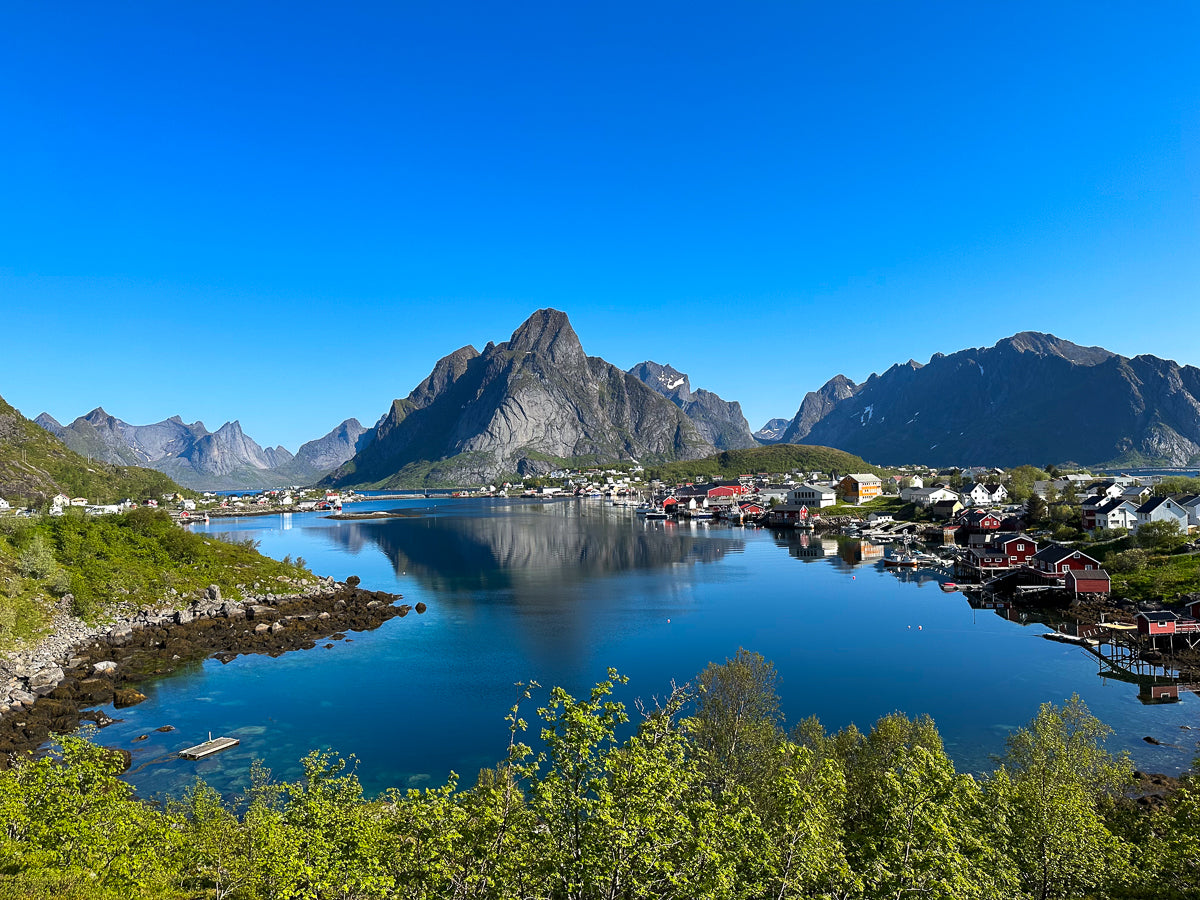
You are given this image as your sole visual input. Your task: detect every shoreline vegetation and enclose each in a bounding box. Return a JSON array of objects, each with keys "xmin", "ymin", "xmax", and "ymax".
[
  {"xmin": 0, "ymin": 655, "xmax": 1197, "ymax": 899},
  {"xmin": 0, "ymin": 508, "xmax": 421, "ymax": 765},
  {"xmin": 2, "ymin": 492, "xmax": 1200, "ymax": 897}
]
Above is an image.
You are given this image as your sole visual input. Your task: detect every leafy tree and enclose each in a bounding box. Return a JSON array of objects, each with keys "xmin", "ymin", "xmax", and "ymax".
[
  {"xmin": 1025, "ymin": 495, "xmax": 1048, "ymax": 526},
  {"xmin": 1136, "ymin": 519, "xmax": 1184, "ymax": 552},
  {"xmin": 0, "ymin": 733, "xmax": 182, "ymax": 896},
  {"xmin": 692, "ymin": 649, "xmax": 785, "ymax": 805},
  {"xmin": 998, "ymin": 694, "xmax": 1133, "ymax": 900},
  {"xmin": 1105, "ymin": 548, "xmax": 1149, "ymax": 573}
]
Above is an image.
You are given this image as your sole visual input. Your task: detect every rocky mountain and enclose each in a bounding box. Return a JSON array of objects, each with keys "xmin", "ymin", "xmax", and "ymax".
[
  {"xmin": 280, "ymin": 418, "xmax": 372, "ymax": 484},
  {"xmin": 779, "ymin": 374, "xmax": 859, "ymax": 444},
  {"xmin": 753, "ymin": 418, "xmax": 791, "ymax": 443},
  {"xmin": 791, "ymin": 332, "xmax": 1200, "ymax": 467},
  {"xmin": 325, "ymin": 309, "xmax": 715, "ymax": 488},
  {"xmin": 37, "ymin": 409, "xmax": 368, "ymax": 491},
  {"xmin": 33, "ymin": 413, "xmax": 64, "ymax": 437},
  {"xmin": 0, "ymin": 394, "xmax": 183, "ymax": 503},
  {"xmin": 627, "ymin": 361, "xmax": 758, "ymax": 450}
]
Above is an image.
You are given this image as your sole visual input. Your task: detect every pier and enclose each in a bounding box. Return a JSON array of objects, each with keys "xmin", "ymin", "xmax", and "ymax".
[{"xmin": 179, "ymin": 735, "xmax": 240, "ymax": 759}]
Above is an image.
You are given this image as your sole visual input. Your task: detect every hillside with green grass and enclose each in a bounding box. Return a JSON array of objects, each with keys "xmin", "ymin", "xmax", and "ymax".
[
  {"xmin": 645, "ymin": 443, "xmax": 888, "ymax": 483},
  {"xmin": 0, "ymin": 394, "xmax": 185, "ymax": 505},
  {"xmin": 0, "ymin": 508, "xmax": 316, "ymax": 651}
]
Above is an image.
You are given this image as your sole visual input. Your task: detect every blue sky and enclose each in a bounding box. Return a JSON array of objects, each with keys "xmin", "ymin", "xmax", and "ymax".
[{"xmin": 2, "ymin": 2, "xmax": 1197, "ymax": 451}]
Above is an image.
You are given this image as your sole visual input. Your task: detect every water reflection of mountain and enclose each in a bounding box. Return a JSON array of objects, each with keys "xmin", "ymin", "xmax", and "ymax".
[{"xmin": 322, "ymin": 501, "xmax": 745, "ymax": 598}]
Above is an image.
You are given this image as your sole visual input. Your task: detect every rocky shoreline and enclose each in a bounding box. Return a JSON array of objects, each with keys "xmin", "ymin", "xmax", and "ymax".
[{"xmin": 0, "ymin": 577, "xmax": 420, "ymax": 768}]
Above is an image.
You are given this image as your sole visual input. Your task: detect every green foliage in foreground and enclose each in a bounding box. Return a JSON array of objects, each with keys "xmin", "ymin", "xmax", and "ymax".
[
  {"xmin": 647, "ymin": 444, "xmax": 888, "ymax": 485},
  {"xmin": 0, "ymin": 509, "xmax": 314, "ymax": 650},
  {"xmin": 0, "ymin": 651, "xmax": 1195, "ymax": 900}
]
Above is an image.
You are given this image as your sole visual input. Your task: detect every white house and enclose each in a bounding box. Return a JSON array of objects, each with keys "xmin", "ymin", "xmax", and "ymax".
[
  {"xmin": 786, "ymin": 484, "xmax": 837, "ymax": 508},
  {"xmin": 1086, "ymin": 498, "xmax": 1139, "ymax": 533},
  {"xmin": 758, "ymin": 484, "xmax": 793, "ymax": 504},
  {"xmin": 1173, "ymin": 494, "xmax": 1200, "ymax": 529},
  {"xmin": 908, "ymin": 486, "xmax": 961, "ymax": 508},
  {"xmin": 52, "ymin": 493, "xmax": 70, "ymax": 508},
  {"xmin": 962, "ymin": 482, "xmax": 1006, "ymax": 506},
  {"xmin": 0, "ymin": 499, "xmax": 9, "ymax": 511},
  {"xmin": 1134, "ymin": 496, "xmax": 1190, "ymax": 534},
  {"xmin": 1121, "ymin": 485, "xmax": 1154, "ymax": 504}
]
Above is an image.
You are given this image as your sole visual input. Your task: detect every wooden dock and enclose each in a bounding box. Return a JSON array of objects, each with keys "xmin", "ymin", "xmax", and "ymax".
[{"xmin": 179, "ymin": 736, "xmax": 240, "ymax": 759}]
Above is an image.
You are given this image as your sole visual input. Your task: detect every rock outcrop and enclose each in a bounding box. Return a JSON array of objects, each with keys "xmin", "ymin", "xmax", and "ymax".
[
  {"xmin": 627, "ymin": 361, "xmax": 758, "ymax": 450},
  {"xmin": 779, "ymin": 374, "xmax": 860, "ymax": 444},
  {"xmin": 326, "ymin": 310, "xmax": 715, "ymax": 487}
]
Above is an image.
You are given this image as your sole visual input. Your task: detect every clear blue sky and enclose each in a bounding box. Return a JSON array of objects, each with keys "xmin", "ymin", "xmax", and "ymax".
[{"xmin": 2, "ymin": 2, "xmax": 1197, "ymax": 451}]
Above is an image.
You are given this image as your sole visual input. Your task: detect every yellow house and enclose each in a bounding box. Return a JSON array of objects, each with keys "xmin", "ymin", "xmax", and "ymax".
[{"xmin": 839, "ymin": 473, "xmax": 882, "ymax": 505}]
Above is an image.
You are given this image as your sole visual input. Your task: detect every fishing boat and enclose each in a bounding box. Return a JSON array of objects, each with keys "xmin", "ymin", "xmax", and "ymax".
[
  {"xmin": 883, "ymin": 554, "xmax": 919, "ymax": 568},
  {"xmin": 940, "ymin": 582, "xmax": 959, "ymax": 592}
]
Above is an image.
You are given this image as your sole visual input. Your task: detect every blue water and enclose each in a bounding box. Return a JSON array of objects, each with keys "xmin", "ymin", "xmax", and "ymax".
[{"xmin": 90, "ymin": 499, "xmax": 1199, "ymax": 797}]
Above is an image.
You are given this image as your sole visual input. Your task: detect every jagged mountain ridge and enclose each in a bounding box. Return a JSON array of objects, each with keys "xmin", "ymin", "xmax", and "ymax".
[
  {"xmin": 779, "ymin": 374, "xmax": 859, "ymax": 444},
  {"xmin": 325, "ymin": 309, "xmax": 715, "ymax": 488},
  {"xmin": 627, "ymin": 361, "xmax": 757, "ymax": 450},
  {"xmin": 37, "ymin": 408, "xmax": 369, "ymax": 490},
  {"xmin": 753, "ymin": 418, "xmax": 791, "ymax": 443},
  {"xmin": 0, "ymin": 394, "xmax": 184, "ymax": 503},
  {"xmin": 790, "ymin": 332, "xmax": 1200, "ymax": 467}
]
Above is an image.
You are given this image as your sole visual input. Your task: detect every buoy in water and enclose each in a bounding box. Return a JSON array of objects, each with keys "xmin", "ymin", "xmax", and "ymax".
[{"xmin": 667, "ymin": 618, "xmax": 671, "ymax": 623}]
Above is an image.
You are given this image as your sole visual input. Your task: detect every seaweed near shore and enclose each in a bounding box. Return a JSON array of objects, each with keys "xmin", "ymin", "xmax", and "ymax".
[{"xmin": 0, "ymin": 581, "xmax": 417, "ymax": 768}]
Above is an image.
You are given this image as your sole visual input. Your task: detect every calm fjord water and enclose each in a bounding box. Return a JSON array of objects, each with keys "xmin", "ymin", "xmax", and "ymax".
[{"xmin": 98, "ymin": 499, "xmax": 1198, "ymax": 796}]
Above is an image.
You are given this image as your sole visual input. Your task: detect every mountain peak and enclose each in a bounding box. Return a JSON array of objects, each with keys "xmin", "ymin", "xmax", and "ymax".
[
  {"xmin": 628, "ymin": 361, "xmax": 692, "ymax": 400},
  {"xmin": 506, "ymin": 308, "xmax": 585, "ymax": 365},
  {"xmin": 35, "ymin": 412, "xmax": 63, "ymax": 435},
  {"xmin": 995, "ymin": 332, "xmax": 1114, "ymax": 366}
]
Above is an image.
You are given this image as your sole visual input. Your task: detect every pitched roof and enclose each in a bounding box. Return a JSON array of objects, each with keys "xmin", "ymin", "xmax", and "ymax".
[
  {"xmin": 1136, "ymin": 610, "xmax": 1181, "ymax": 622},
  {"xmin": 1066, "ymin": 568, "xmax": 1110, "ymax": 583},
  {"xmin": 1031, "ymin": 543, "xmax": 1099, "ymax": 565},
  {"xmin": 1137, "ymin": 496, "xmax": 1185, "ymax": 515}
]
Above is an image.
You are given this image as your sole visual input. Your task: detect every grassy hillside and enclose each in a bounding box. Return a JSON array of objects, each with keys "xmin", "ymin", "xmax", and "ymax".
[
  {"xmin": 0, "ymin": 507, "xmax": 315, "ymax": 651},
  {"xmin": 0, "ymin": 395, "xmax": 185, "ymax": 505},
  {"xmin": 645, "ymin": 443, "xmax": 888, "ymax": 483}
]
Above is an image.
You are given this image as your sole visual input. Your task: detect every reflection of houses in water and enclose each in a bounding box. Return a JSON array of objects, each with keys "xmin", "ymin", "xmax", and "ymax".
[
  {"xmin": 1138, "ymin": 683, "xmax": 1200, "ymax": 704},
  {"xmin": 776, "ymin": 531, "xmax": 840, "ymax": 562},
  {"xmin": 838, "ymin": 540, "xmax": 885, "ymax": 567}
]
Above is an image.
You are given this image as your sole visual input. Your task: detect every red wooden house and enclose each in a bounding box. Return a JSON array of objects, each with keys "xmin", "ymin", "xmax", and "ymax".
[
  {"xmin": 1136, "ymin": 610, "xmax": 1200, "ymax": 636},
  {"xmin": 993, "ymin": 534, "xmax": 1038, "ymax": 566},
  {"xmin": 957, "ymin": 509, "xmax": 1003, "ymax": 534},
  {"xmin": 1065, "ymin": 569, "xmax": 1110, "ymax": 598},
  {"xmin": 1030, "ymin": 544, "xmax": 1102, "ymax": 575}
]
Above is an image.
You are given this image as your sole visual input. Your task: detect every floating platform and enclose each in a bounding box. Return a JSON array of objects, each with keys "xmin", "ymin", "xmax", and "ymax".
[{"xmin": 179, "ymin": 736, "xmax": 240, "ymax": 759}]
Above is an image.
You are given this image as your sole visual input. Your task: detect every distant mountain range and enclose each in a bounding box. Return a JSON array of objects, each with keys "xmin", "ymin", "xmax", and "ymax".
[
  {"xmin": 324, "ymin": 309, "xmax": 715, "ymax": 488},
  {"xmin": 36, "ymin": 409, "xmax": 370, "ymax": 491},
  {"xmin": 771, "ymin": 332, "xmax": 1200, "ymax": 467},
  {"xmin": 1, "ymin": 394, "xmax": 183, "ymax": 503},
  {"xmin": 13, "ymin": 324, "xmax": 1200, "ymax": 493},
  {"xmin": 753, "ymin": 418, "xmax": 791, "ymax": 443}
]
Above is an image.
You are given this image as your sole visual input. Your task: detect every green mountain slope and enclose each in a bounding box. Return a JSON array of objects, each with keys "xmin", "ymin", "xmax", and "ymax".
[
  {"xmin": 645, "ymin": 443, "xmax": 887, "ymax": 483},
  {"xmin": 0, "ymin": 395, "xmax": 185, "ymax": 504}
]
